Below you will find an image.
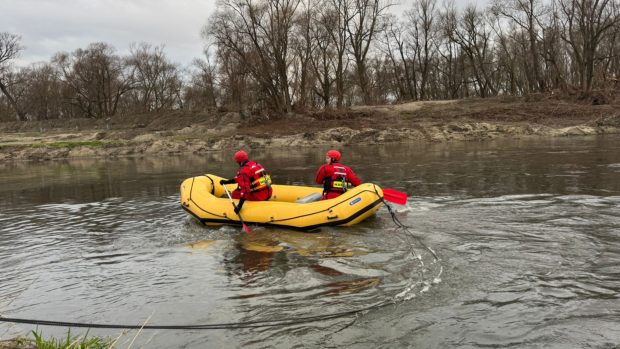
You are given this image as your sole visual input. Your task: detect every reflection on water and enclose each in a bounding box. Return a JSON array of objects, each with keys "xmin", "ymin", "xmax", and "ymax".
[{"xmin": 1, "ymin": 136, "xmax": 620, "ymax": 348}]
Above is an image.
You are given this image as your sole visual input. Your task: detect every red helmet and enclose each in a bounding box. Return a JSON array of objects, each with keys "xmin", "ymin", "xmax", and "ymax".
[
  {"xmin": 326, "ymin": 150, "xmax": 341, "ymax": 161},
  {"xmin": 234, "ymin": 150, "xmax": 248, "ymax": 163}
]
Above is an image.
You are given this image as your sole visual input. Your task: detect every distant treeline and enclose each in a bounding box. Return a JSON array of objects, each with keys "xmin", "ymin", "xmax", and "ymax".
[{"xmin": 1, "ymin": 0, "xmax": 619, "ymax": 122}]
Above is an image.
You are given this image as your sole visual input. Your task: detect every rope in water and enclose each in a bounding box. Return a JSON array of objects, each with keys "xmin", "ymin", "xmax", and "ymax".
[
  {"xmin": 1, "ymin": 187, "xmax": 435, "ymax": 331},
  {"xmin": 0, "ymin": 300, "xmax": 390, "ymax": 330},
  {"xmin": 373, "ymin": 184, "xmax": 439, "ymax": 262}
]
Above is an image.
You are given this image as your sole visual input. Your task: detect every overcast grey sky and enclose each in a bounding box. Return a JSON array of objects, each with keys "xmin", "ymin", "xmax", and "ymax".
[
  {"xmin": 2, "ymin": 0, "xmax": 217, "ymax": 67},
  {"xmin": 3, "ymin": 0, "xmax": 487, "ymax": 69}
]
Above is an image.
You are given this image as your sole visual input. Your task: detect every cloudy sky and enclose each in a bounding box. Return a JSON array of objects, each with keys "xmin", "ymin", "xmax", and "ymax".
[
  {"xmin": 3, "ymin": 0, "xmax": 487, "ymax": 69},
  {"xmin": 2, "ymin": 0, "xmax": 217, "ymax": 67}
]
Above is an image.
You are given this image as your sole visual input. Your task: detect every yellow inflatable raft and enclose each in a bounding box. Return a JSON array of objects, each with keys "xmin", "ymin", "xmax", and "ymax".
[{"xmin": 180, "ymin": 174, "xmax": 384, "ymax": 230}]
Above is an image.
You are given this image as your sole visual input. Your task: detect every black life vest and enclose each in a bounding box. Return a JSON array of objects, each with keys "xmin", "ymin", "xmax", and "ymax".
[{"xmin": 324, "ymin": 163, "xmax": 349, "ymax": 193}]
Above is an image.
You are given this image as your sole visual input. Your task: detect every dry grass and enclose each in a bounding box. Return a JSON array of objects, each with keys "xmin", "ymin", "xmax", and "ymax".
[{"xmin": 1, "ymin": 93, "xmax": 619, "ymax": 140}]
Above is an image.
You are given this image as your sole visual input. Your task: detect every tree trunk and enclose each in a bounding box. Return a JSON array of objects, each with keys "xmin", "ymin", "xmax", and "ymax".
[{"xmin": 0, "ymin": 80, "xmax": 26, "ymax": 121}]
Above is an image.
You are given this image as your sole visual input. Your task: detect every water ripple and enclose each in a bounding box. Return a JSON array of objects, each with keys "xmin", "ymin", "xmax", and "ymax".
[{"xmin": 2, "ymin": 140, "xmax": 620, "ymax": 348}]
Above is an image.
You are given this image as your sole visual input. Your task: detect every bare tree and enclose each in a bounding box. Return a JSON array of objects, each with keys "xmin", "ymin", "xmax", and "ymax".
[
  {"xmin": 381, "ymin": 18, "xmax": 416, "ymax": 101},
  {"xmin": 540, "ymin": 4, "xmax": 569, "ymax": 91},
  {"xmin": 206, "ymin": 0, "xmax": 301, "ymax": 113},
  {"xmin": 309, "ymin": 0, "xmax": 340, "ymax": 107},
  {"xmin": 53, "ymin": 42, "xmax": 134, "ymax": 118},
  {"xmin": 447, "ymin": 5, "xmax": 498, "ymax": 97},
  {"xmin": 20, "ymin": 63, "xmax": 64, "ymax": 120},
  {"xmin": 328, "ymin": 0, "xmax": 354, "ymax": 107},
  {"xmin": 491, "ymin": 0, "xmax": 547, "ymax": 92},
  {"xmin": 598, "ymin": 9, "xmax": 620, "ymax": 84},
  {"xmin": 0, "ymin": 32, "xmax": 27, "ymax": 121},
  {"xmin": 558, "ymin": 0, "xmax": 620, "ymax": 92},
  {"xmin": 407, "ymin": 0, "xmax": 439, "ymax": 99},
  {"xmin": 489, "ymin": 12, "xmax": 521, "ymax": 94},
  {"xmin": 290, "ymin": 0, "xmax": 315, "ymax": 109},
  {"xmin": 5, "ymin": 1, "xmax": 620, "ymax": 121},
  {"xmin": 346, "ymin": 0, "xmax": 392, "ymax": 104},
  {"xmin": 437, "ymin": 2, "xmax": 465, "ymax": 98},
  {"xmin": 185, "ymin": 53, "xmax": 219, "ymax": 111},
  {"xmin": 126, "ymin": 43, "xmax": 182, "ymax": 112}
]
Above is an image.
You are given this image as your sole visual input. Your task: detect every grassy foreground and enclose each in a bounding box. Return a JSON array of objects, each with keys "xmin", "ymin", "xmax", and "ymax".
[{"xmin": 1, "ymin": 330, "xmax": 112, "ymax": 349}]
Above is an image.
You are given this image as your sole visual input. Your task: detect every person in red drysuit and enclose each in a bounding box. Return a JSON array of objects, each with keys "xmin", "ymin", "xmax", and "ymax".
[
  {"xmin": 220, "ymin": 150, "xmax": 272, "ymax": 213},
  {"xmin": 315, "ymin": 149, "xmax": 362, "ymax": 200}
]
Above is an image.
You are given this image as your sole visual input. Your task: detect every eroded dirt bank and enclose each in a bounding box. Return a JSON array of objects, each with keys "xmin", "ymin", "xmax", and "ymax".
[{"xmin": 1, "ymin": 97, "xmax": 619, "ymax": 161}]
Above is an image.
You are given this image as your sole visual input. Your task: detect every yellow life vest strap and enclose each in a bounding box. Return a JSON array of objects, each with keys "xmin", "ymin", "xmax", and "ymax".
[{"xmin": 251, "ymin": 174, "xmax": 272, "ymax": 191}]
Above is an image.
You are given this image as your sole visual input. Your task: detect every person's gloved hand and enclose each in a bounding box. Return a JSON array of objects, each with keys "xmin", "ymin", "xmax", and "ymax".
[
  {"xmin": 234, "ymin": 198, "xmax": 245, "ymax": 214},
  {"xmin": 221, "ymin": 178, "xmax": 236, "ymax": 185}
]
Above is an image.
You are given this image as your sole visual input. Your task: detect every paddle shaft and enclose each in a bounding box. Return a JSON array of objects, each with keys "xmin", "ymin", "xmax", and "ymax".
[{"xmin": 222, "ymin": 184, "xmax": 252, "ymax": 234}]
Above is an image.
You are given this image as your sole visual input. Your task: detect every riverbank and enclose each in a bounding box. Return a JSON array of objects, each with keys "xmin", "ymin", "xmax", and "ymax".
[{"xmin": 1, "ymin": 96, "xmax": 619, "ymax": 161}]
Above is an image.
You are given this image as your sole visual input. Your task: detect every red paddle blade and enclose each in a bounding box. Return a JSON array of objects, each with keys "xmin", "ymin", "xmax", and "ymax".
[
  {"xmin": 242, "ymin": 223, "xmax": 252, "ymax": 235},
  {"xmin": 383, "ymin": 188, "xmax": 408, "ymax": 205}
]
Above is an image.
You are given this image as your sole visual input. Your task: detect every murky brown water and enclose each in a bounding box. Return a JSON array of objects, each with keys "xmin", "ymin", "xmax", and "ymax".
[{"xmin": 1, "ymin": 136, "xmax": 620, "ymax": 348}]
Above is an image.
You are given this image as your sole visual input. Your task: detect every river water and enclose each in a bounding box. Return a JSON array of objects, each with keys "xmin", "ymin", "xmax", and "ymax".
[{"xmin": 1, "ymin": 136, "xmax": 619, "ymax": 348}]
